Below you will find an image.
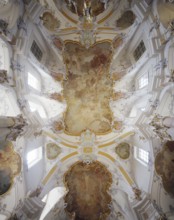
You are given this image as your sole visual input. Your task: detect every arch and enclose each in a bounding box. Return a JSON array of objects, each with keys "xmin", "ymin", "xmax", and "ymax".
[{"xmin": 157, "ymin": 84, "xmax": 174, "ymax": 116}]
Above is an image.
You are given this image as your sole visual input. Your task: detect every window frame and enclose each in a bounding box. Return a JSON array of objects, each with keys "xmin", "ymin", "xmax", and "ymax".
[
  {"xmin": 137, "ymin": 72, "xmax": 149, "ymax": 89},
  {"xmin": 30, "ymin": 40, "xmax": 43, "ymax": 61},
  {"xmin": 27, "ymin": 147, "xmax": 43, "ymax": 169},
  {"xmin": 133, "ymin": 40, "xmax": 146, "ymax": 61},
  {"xmin": 27, "ymin": 71, "xmax": 41, "ymax": 91},
  {"xmin": 134, "ymin": 146, "xmax": 149, "ymax": 166}
]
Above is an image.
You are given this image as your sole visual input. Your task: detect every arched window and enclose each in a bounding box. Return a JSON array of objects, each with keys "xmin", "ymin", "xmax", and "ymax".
[
  {"xmin": 40, "ymin": 187, "xmax": 66, "ymax": 220},
  {"xmin": 27, "ymin": 146, "xmax": 42, "ymax": 169},
  {"xmin": 134, "ymin": 146, "xmax": 149, "ymax": 166}
]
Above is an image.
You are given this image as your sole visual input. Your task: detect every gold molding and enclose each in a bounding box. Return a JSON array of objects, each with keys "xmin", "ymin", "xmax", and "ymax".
[
  {"xmin": 96, "ymin": 32, "xmax": 118, "ymax": 35},
  {"xmin": 43, "ymin": 130, "xmax": 79, "ymax": 147},
  {"xmin": 63, "ymin": 128, "xmax": 113, "ymax": 137},
  {"xmin": 64, "ymin": 39, "xmax": 113, "ymax": 48},
  {"xmin": 59, "ymin": 27, "xmax": 78, "ymax": 31},
  {"xmin": 43, "ymin": 130, "xmax": 57, "ymax": 140},
  {"xmin": 119, "ymin": 131, "xmax": 135, "ymax": 139},
  {"xmin": 60, "ymin": 9, "xmax": 78, "ymax": 24},
  {"xmin": 97, "ymin": 10, "xmax": 114, "ymax": 24},
  {"xmin": 98, "ymin": 151, "xmax": 115, "ymax": 162},
  {"xmin": 98, "ymin": 27, "xmax": 115, "ymax": 30},
  {"xmin": 83, "ymin": 147, "xmax": 93, "ymax": 153},
  {"xmin": 118, "ymin": 166, "xmax": 134, "ymax": 186},
  {"xmin": 61, "ymin": 151, "xmax": 78, "ymax": 162},
  {"xmin": 42, "ymin": 165, "xmax": 58, "ymax": 185},
  {"xmin": 61, "ymin": 142, "xmax": 78, "ymax": 149},
  {"xmin": 98, "ymin": 151, "xmax": 134, "ymax": 186},
  {"xmin": 98, "ymin": 141, "xmax": 115, "ymax": 149},
  {"xmin": 60, "ymin": 5, "xmax": 114, "ymax": 25}
]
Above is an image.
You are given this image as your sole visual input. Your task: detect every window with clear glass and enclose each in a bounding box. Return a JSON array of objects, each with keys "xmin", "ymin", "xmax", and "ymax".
[
  {"xmin": 134, "ymin": 146, "xmax": 149, "ymax": 166},
  {"xmin": 27, "ymin": 147, "xmax": 42, "ymax": 169},
  {"xmin": 30, "ymin": 41, "xmax": 43, "ymax": 61},
  {"xmin": 137, "ymin": 148, "xmax": 149, "ymax": 163},
  {"xmin": 133, "ymin": 40, "xmax": 146, "ymax": 61},
  {"xmin": 138, "ymin": 73, "xmax": 149, "ymax": 89},
  {"xmin": 28, "ymin": 72, "xmax": 40, "ymax": 90}
]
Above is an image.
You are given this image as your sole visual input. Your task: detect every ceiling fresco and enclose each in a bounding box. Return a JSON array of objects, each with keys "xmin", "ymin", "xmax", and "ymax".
[
  {"xmin": 115, "ymin": 10, "xmax": 136, "ymax": 29},
  {"xmin": 65, "ymin": 0, "xmax": 111, "ymax": 17},
  {"xmin": 115, "ymin": 142, "xmax": 130, "ymax": 160},
  {"xmin": 63, "ymin": 42, "xmax": 113, "ymax": 135},
  {"xmin": 155, "ymin": 141, "xmax": 174, "ymax": 197},
  {"xmin": 64, "ymin": 161, "xmax": 112, "ymax": 220},
  {"xmin": 40, "ymin": 12, "xmax": 60, "ymax": 32},
  {"xmin": 0, "ymin": 141, "xmax": 21, "ymax": 196},
  {"xmin": 46, "ymin": 143, "xmax": 62, "ymax": 160}
]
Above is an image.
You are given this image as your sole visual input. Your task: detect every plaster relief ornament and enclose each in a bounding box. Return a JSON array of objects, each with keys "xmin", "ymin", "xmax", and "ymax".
[
  {"xmin": 40, "ymin": 12, "xmax": 60, "ymax": 32},
  {"xmin": 0, "ymin": 19, "xmax": 8, "ymax": 35},
  {"xmin": 132, "ymin": 187, "xmax": 142, "ymax": 201},
  {"xmin": 112, "ymin": 120, "xmax": 123, "ymax": 131},
  {"xmin": 53, "ymin": 37, "xmax": 64, "ymax": 51},
  {"xmin": 0, "ymin": 114, "xmax": 27, "ymax": 141},
  {"xmin": 49, "ymin": 93, "xmax": 65, "ymax": 102},
  {"xmin": 0, "ymin": 141, "xmax": 21, "ymax": 196},
  {"xmin": 65, "ymin": 0, "xmax": 111, "ymax": 17},
  {"xmin": 112, "ymin": 35, "xmax": 124, "ymax": 50},
  {"xmin": 115, "ymin": 142, "xmax": 130, "ymax": 160},
  {"xmin": 112, "ymin": 71, "xmax": 126, "ymax": 81},
  {"xmin": 168, "ymin": 69, "xmax": 174, "ymax": 82},
  {"xmin": 155, "ymin": 141, "xmax": 174, "ymax": 197},
  {"xmin": 46, "ymin": 143, "xmax": 62, "ymax": 160},
  {"xmin": 112, "ymin": 92, "xmax": 126, "ymax": 101},
  {"xmin": 0, "ymin": 69, "xmax": 8, "ymax": 84},
  {"xmin": 80, "ymin": 129, "xmax": 96, "ymax": 163},
  {"xmin": 52, "ymin": 120, "xmax": 64, "ymax": 133},
  {"xmin": 81, "ymin": 129, "xmax": 95, "ymax": 146},
  {"xmin": 51, "ymin": 71, "xmax": 64, "ymax": 81},
  {"xmin": 0, "ymin": 0, "xmax": 9, "ymax": 6},
  {"xmin": 149, "ymin": 114, "xmax": 172, "ymax": 141},
  {"xmin": 115, "ymin": 10, "xmax": 136, "ymax": 29}
]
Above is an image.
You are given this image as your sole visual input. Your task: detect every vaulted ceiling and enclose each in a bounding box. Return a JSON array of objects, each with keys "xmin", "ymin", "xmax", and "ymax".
[{"xmin": 0, "ymin": 0, "xmax": 174, "ymax": 220}]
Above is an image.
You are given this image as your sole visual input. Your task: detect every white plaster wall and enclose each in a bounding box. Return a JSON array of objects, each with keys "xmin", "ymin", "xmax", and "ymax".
[{"xmin": 23, "ymin": 136, "xmax": 45, "ymax": 192}]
